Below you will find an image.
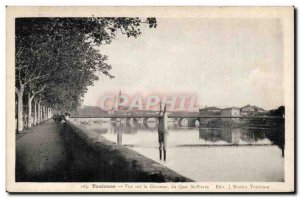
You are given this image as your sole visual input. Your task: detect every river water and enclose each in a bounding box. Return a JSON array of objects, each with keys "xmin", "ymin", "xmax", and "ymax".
[{"xmin": 71, "ymin": 118, "xmax": 284, "ymax": 182}]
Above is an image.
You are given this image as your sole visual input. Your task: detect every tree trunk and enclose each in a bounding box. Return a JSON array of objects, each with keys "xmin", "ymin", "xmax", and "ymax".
[
  {"xmin": 46, "ymin": 107, "xmax": 48, "ymax": 119},
  {"xmin": 42, "ymin": 106, "xmax": 45, "ymax": 121},
  {"xmin": 48, "ymin": 108, "xmax": 51, "ymax": 118},
  {"xmin": 27, "ymin": 93, "xmax": 33, "ymax": 128},
  {"xmin": 45, "ymin": 106, "xmax": 47, "ymax": 120},
  {"xmin": 41, "ymin": 105, "xmax": 44, "ymax": 122},
  {"xmin": 37, "ymin": 101, "xmax": 41, "ymax": 124},
  {"xmin": 16, "ymin": 85, "xmax": 24, "ymax": 133},
  {"xmin": 40, "ymin": 105, "xmax": 43, "ymax": 122},
  {"xmin": 33, "ymin": 99, "xmax": 37, "ymax": 126},
  {"xmin": 43, "ymin": 106, "xmax": 46, "ymax": 121},
  {"xmin": 43, "ymin": 106, "xmax": 45, "ymax": 121}
]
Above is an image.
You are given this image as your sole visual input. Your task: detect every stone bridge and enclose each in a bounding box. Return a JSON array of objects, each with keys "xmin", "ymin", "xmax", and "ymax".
[{"xmin": 74, "ymin": 114, "xmax": 284, "ymax": 128}]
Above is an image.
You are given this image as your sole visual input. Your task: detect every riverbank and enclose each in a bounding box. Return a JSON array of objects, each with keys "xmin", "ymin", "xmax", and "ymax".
[
  {"xmin": 64, "ymin": 120, "xmax": 193, "ymax": 182},
  {"xmin": 16, "ymin": 119, "xmax": 192, "ymax": 182}
]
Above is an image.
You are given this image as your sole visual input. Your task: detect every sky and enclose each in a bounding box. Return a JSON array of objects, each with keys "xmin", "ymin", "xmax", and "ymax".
[{"xmin": 83, "ymin": 17, "xmax": 284, "ymax": 110}]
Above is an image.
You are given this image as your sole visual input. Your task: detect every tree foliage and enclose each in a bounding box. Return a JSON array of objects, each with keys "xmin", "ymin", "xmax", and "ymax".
[
  {"xmin": 16, "ymin": 17, "xmax": 157, "ymax": 111},
  {"xmin": 269, "ymin": 106, "xmax": 285, "ymax": 117}
]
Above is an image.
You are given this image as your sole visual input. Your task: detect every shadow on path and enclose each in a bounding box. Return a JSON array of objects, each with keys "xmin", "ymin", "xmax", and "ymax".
[
  {"xmin": 16, "ymin": 119, "xmax": 191, "ymax": 182},
  {"xmin": 16, "ymin": 120, "xmax": 69, "ymax": 182}
]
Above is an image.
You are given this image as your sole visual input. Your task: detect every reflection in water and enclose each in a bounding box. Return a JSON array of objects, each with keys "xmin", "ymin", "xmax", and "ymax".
[
  {"xmin": 116, "ymin": 125, "xmax": 122, "ymax": 144},
  {"xmin": 73, "ymin": 117, "xmax": 284, "ymax": 182},
  {"xmin": 198, "ymin": 127, "xmax": 284, "ymax": 151},
  {"xmin": 107, "ymin": 119, "xmax": 284, "ymax": 153}
]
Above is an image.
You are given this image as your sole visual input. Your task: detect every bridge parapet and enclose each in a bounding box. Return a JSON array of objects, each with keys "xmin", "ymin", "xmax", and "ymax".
[{"xmin": 71, "ymin": 114, "xmax": 284, "ymax": 120}]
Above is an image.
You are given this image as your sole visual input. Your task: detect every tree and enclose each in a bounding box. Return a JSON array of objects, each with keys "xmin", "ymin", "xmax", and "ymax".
[
  {"xmin": 26, "ymin": 83, "xmax": 46, "ymax": 127},
  {"xmin": 15, "ymin": 17, "xmax": 157, "ymax": 132},
  {"xmin": 269, "ymin": 106, "xmax": 285, "ymax": 117},
  {"xmin": 15, "ymin": 43, "xmax": 49, "ymax": 131}
]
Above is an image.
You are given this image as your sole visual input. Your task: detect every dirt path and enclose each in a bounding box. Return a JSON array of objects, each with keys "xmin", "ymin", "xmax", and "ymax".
[
  {"xmin": 15, "ymin": 119, "xmax": 192, "ymax": 182},
  {"xmin": 16, "ymin": 120, "xmax": 69, "ymax": 182}
]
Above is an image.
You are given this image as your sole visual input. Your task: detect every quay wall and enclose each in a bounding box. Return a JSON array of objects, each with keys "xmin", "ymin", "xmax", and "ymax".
[{"xmin": 63, "ymin": 120, "xmax": 193, "ymax": 182}]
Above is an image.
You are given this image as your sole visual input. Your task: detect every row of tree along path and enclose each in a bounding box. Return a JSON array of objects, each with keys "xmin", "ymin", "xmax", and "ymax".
[{"xmin": 15, "ymin": 17, "xmax": 157, "ymax": 133}]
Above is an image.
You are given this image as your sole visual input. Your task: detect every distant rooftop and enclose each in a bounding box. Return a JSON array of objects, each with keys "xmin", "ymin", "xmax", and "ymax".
[
  {"xmin": 222, "ymin": 107, "xmax": 240, "ymax": 110},
  {"xmin": 199, "ymin": 106, "xmax": 221, "ymax": 110}
]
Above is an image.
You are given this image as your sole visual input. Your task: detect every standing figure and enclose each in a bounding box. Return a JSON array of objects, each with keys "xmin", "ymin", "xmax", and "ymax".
[{"xmin": 158, "ymin": 104, "xmax": 168, "ymax": 161}]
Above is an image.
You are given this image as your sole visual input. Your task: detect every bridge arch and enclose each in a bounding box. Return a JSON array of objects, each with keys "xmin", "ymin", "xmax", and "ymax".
[
  {"xmin": 178, "ymin": 118, "xmax": 200, "ymax": 127},
  {"xmin": 125, "ymin": 117, "xmax": 132, "ymax": 123}
]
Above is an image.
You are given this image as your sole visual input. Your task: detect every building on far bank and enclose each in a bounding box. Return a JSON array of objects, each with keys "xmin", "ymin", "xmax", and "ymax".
[
  {"xmin": 199, "ymin": 106, "xmax": 222, "ymax": 115},
  {"xmin": 199, "ymin": 105, "xmax": 266, "ymax": 117},
  {"xmin": 240, "ymin": 105, "xmax": 265, "ymax": 116},
  {"xmin": 221, "ymin": 107, "xmax": 240, "ymax": 117},
  {"xmin": 70, "ymin": 105, "xmax": 108, "ymax": 117}
]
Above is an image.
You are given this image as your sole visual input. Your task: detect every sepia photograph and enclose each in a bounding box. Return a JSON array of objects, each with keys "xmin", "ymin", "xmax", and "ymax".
[{"xmin": 6, "ymin": 6, "xmax": 294, "ymax": 192}]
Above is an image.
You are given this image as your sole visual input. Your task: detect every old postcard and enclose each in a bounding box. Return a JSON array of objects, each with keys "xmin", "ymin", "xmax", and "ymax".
[{"xmin": 6, "ymin": 6, "xmax": 294, "ymax": 192}]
